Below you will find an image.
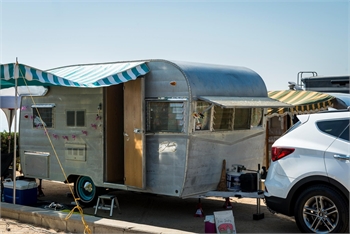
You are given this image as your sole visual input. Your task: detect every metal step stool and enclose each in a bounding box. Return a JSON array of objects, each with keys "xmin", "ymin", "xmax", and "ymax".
[{"xmin": 94, "ymin": 194, "xmax": 121, "ymax": 217}]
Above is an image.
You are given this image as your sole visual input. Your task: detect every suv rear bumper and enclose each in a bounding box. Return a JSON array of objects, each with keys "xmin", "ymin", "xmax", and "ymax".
[{"xmin": 264, "ymin": 195, "xmax": 293, "ymax": 216}]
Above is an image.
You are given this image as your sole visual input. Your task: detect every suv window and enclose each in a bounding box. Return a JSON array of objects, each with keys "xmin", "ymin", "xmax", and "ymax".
[
  {"xmin": 316, "ymin": 119, "xmax": 349, "ymax": 138},
  {"xmin": 339, "ymin": 125, "xmax": 350, "ymax": 141}
]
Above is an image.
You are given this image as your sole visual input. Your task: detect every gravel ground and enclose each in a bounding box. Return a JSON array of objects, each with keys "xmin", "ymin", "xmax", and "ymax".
[{"xmin": 0, "ymin": 217, "xmax": 67, "ymax": 234}]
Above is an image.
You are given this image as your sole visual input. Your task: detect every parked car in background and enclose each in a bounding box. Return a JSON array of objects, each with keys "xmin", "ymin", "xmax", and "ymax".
[{"xmin": 264, "ymin": 109, "xmax": 349, "ymax": 233}]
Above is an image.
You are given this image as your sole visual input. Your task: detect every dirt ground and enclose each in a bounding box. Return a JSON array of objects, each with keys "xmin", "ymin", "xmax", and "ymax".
[
  {"xmin": 1, "ymin": 179, "xmax": 300, "ymax": 233},
  {"xmin": 0, "ymin": 217, "xmax": 67, "ymax": 234}
]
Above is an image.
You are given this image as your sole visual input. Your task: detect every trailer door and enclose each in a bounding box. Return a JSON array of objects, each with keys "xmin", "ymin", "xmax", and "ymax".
[{"xmin": 123, "ymin": 78, "xmax": 145, "ymax": 189}]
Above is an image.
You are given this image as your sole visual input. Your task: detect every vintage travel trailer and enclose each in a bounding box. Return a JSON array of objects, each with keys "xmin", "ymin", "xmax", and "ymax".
[{"xmin": 1, "ymin": 60, "xmax": 287, "ymax": 205}]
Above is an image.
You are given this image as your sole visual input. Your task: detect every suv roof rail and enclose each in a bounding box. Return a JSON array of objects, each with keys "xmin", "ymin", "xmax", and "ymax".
[{"xmin": 297, "ymin": 71, "xmax": 318, "ymax": 89}]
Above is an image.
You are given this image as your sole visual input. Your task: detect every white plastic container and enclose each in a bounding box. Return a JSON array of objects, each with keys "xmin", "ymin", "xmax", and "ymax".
[{"xmin": 226, "ymin": 172, "xmax": 241, "ymax": 191}]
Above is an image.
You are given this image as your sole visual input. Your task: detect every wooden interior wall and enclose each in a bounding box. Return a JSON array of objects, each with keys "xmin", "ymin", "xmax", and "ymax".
[{"xmin": 104, "ymin": 85, "xmax": 124, "ymax": 183}]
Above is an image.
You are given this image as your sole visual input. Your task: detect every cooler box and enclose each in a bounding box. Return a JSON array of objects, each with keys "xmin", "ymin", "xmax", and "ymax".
[{"xmin": 3, "ymin": 180, "xmax": 37, "ymax": 205}]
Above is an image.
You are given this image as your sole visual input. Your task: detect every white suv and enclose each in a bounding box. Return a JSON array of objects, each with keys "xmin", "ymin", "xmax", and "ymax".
[{"xmin": 264, "ymin": 109, "xmax": 349, "ymax": 233}]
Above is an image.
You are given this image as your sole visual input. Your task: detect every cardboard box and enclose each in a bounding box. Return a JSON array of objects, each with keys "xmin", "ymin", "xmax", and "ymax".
[{"xmin": 3, "ymin": 180, "xmax": 37, "ymax": 205}]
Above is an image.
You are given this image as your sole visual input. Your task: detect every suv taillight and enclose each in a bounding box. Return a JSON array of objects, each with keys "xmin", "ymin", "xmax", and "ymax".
[{"xmin": 271, "ymin": 147, "xmax": 295, "ymax": 161}]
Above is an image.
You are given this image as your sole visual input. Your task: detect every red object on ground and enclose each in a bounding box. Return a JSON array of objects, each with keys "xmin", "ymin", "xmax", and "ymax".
[
  {"xmin": 223, "ymin": 197, "xmax": 232, "ymax": 209},
  {"xmin": 194, "ymin": 199, "xmax": 204, "ymax": 217}
]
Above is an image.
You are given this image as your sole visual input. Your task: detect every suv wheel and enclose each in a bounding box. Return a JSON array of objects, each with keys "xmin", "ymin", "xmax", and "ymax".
[{"xmin": 294, "ymin": 185, "xmax": 349, "ymax": 233}]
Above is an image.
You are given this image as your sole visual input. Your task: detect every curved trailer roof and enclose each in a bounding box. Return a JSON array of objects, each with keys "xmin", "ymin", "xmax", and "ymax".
[
  {"xmin": 173, "ymin": 60, "xmax": 266, "ymax": 97},
  {"xmin": 167, "ymin": 60, "xmax": 290, "ymax": 108}
]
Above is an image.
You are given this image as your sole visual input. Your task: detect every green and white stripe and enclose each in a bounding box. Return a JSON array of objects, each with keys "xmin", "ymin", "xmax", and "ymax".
[
  {"xmin": 0, "ymin": 61, "xmax": 150, "ymax": 89},
  {"xmin": 267, "ymin": 90, "xmax": 335, "ymax": 116}
]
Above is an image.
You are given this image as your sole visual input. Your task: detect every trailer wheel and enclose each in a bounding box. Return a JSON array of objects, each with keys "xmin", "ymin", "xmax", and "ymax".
[{"xmin": 74, "ymin": 176, "xmax": 100, "ymax": 206}]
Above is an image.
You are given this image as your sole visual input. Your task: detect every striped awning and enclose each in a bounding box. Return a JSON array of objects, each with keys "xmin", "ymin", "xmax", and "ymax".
[
  {"xmin": 0, "ymin": 61, "xmax": 150, "ymax": 89},
  {"xmin": 267, "ymin": 90, "xmax": 336, "ymax": 117}
]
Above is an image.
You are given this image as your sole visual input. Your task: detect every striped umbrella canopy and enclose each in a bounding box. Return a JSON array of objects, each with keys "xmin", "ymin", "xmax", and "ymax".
[
  {"xmin": 267, "ymin": 90, "xmax": 336, "ymax": 117},
  {"xmin": 0, "ymin": 61, "xmax": 150, "ymax": 89}
]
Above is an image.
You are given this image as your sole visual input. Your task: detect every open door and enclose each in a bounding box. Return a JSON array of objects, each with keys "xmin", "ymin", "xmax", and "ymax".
[
  {"xmin": 123, "ymin": 78, "xmax": 145, "ymax": 189},
  {"xmin": 104, "ymin": 85, "xmax": 124, "ymax": 183}
]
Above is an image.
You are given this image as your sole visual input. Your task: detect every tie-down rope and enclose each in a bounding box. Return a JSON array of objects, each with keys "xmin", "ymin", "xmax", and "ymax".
[{"xmin": 16, "ymin": 63, "xmax": 92, "ymax": 234}]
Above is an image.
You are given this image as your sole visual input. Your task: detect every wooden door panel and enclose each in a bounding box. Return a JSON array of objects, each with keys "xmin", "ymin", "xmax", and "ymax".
[{"xmin": 123, "ymin": 79, "xmax": 145, "ymax": 188}]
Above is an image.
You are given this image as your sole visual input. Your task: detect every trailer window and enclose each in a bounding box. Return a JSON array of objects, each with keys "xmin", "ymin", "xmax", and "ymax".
[
  {"xmin": 147, "ymin": 102, "xmax": 184, "ymax": 133},
  {"xmin": 194, "ymin": 101, "xmax": 211, "ymax": 130},
  {"xmin": 213, "ymin": 106, "xmax": 233, "ymax": 130},
  {"xmin": 251, "ymin": 108, "xmax": 263, "ymax": 128},
  {"xmin": 32, "ymin": 108, "xmax": 53, "ymax": 128},
  {"xmin": 66, "ymin": 110, "xmax": 85, "ymax": 127},
  {"xmin": 234, "ymin": 108, "xmax": 251, "ymax": 130},
  {"xmin": 210, "ymin": 107, "xmax": 263, "ymax": 131}
]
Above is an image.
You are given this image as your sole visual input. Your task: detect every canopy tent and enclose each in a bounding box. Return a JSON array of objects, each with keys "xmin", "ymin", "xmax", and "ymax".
[
  {"xmin": 267, "ymin": 90, "xmax": 337, "ymax": 117},
  {"xmin": 0, "ymin": 95, "xmax": 20, "ymax": 132},
  {"xmin": 0, "ymin": 87, "xmax": 48, "ymax": 132},
  {"xmin": 0, "ymin": 88, "xmax": 21, "ymax": 154},
  {"xmin": 0, "ymin": 61, "xmax": 150, "ymax": 89},
  {"xmin": 265, "ymin": 90, "xmax": 340, "ymax": 168},
  {"xmin": 0, "ymin": 61, "xmax": 150, "ymax": 203}
]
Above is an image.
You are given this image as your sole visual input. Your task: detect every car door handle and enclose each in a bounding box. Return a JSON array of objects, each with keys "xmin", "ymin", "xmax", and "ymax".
[{"xmin": 333, "ymin": 154, "xmax": 350, "ymax": 161}]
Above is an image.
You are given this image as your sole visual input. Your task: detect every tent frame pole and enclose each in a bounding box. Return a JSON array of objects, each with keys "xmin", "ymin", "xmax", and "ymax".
[{"xmin": 12, "ymin": 60, "xmax": 18, "ymax": 204}]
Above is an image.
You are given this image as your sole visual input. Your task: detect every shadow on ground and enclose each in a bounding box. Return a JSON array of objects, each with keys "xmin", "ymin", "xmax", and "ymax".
[{"xmin": 34, "ymin": 180, "xmax": 299, "ymax": 233}]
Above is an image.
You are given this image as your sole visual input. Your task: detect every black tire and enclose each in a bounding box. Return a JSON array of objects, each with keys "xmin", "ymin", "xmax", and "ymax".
[
  {"xmin": 74, "ymin": 176, "xmax": 102, "ymax": 206},
  {"xmin": 294, "ymin": 185, "xmax": 349, "ymax": 233}
]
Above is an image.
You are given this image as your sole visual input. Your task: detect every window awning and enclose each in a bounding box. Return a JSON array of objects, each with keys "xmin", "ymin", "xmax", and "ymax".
[
  {"xmin": 198, "ymin": 96, "xmax": 292, "ymax": 108},
  {"xmin": 0, "ymin": 62, "xmax": 150, "ymax": 89},
  {"xmin": 267, "ymin": 90, "xmax": 336, "ymax": 117}
]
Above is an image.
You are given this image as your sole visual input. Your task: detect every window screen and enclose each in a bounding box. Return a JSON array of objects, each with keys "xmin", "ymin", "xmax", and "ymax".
[
  {"xmin": 211, "ymin": 107, "xmax": 255, "ymax": 131},
  {"xmin": 76, "ymin": 111, "xmax": 85, "ymax": 126},
  {"xmin": 33, "ymin": 108, "xmax": 53, "ymax": 128},
  {"xmin": 147, "ymin": 102, "xmax": 184, "ymax": 133},
  {"xmin": 251, "ymin": 108, "xmax": 263, "ymax": 128},
  {"xmin": 66, "ymin": 110, "xmax": 85, "ymax": 127},
  {"xmin": 234, "ymin": 108, "xmax": 251, "ymax": 130},
  {"xmin": 213, "ymin": 106, "xmax": 233, "ymax": 130},
  {"xmin": 194, "ymin": 101, "xmax": 211, "ymax": 130},
  {"xmin": 67, "ymin": 111, "xmax": 75, "ymax": 126}
]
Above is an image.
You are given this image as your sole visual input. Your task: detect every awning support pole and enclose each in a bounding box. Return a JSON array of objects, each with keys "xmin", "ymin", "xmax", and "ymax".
[{"xmin": 12, "ymin": 58, "xmax": 18, "ymax": 204}]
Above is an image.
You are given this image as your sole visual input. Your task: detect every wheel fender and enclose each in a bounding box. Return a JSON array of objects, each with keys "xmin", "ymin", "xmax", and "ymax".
[{"xmin": 286, "ymin": 175, "xmax": 349, "ymax": 216}]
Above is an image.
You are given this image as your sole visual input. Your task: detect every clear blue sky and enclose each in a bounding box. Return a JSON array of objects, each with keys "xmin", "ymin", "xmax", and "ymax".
[{"xmin": 0, "ymin": 0, "xmax": 349, "ymax": 131}]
